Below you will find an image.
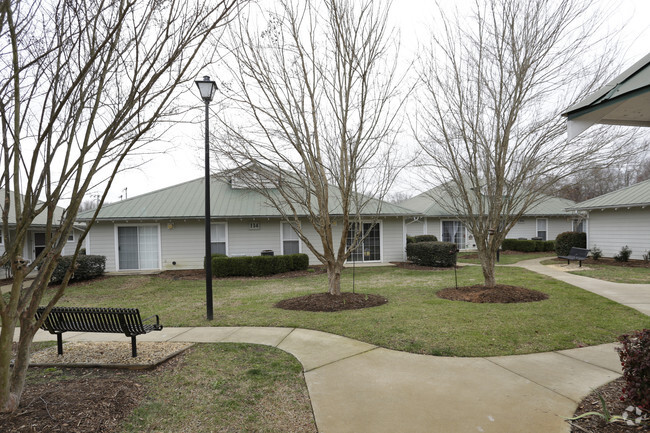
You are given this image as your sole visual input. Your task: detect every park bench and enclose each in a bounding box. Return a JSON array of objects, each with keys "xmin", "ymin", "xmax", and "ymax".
[
  {"xmin": 557, "ymin": 247, "xmax": 590, "ymax": 267},
  {"xmin": 35, "ymin": 306, "xmax": 163, "ymax": 357}
]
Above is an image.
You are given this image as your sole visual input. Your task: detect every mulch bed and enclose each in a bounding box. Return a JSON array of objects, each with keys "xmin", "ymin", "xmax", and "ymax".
[
  {"xmin": 1, "ymin": 343, "xmax": 189, "ymax": 433},
  {"xmin": 160, "ymin": 266, "xmax": 327, "ymax": 281},
  {"xmin": 569, "ymin": 377, "xmax": 649, "ymax": 432},
  {"xmin": 275, "ymin": 292, "xmax": 388, "ymax": 312},
  {"xmin": 437, "ymin": 284, "xmax": 548, "ymax": 303}
]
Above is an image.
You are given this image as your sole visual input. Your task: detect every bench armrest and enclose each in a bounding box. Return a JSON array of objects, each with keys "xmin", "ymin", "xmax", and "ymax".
[{"xmin": 142, "ymin": 314, "xmax": 161, "ymax": 327}]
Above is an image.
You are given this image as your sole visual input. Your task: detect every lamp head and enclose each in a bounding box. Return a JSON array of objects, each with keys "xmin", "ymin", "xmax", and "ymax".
[{"xmin": 195, "ymin": 75, "xmax": 218, "ymax": 102}]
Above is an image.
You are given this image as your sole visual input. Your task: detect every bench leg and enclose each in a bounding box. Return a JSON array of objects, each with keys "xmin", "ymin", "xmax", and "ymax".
[
  {"xmin": 579, "ymin": 260, "xmax": 582, "ymax": 268},
  {"xmin": 56, "ymin": 333, "xmax": 63, "ymax": 356},
  {"xmin": 567, "ymin": 259, "xmax": 570, "ymax": 265},
  {"xmin": 131, "ymin": 336, "xmax": 137, "ymax": 358}
]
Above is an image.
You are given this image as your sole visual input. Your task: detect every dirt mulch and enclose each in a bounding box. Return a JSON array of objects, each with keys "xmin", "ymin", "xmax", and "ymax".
[
  {"xmin": 569, "ymin": 377, "xmax": 649, "ymax": 432},
  {"xmin": 2, "ymin": 343, "xmax": 189, "ymax": 433},
  {"xmin": 275, "ymin": 292, "xmax": 388, "ymax": 312},
  {"xmin": 160, "ymin": 266, "xmax": 327, "ymax": 281},
  {"xmin": 437, "ymin": 284, "xmax": 548, "ymax": 303}
]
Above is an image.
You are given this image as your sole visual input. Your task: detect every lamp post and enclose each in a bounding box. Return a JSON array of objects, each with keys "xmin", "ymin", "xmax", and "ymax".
[{"xmin": 195, "ymin": 75, "xmax": 218, "ymax": 321}]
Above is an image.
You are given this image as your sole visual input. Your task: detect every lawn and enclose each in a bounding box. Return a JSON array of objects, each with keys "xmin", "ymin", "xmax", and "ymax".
[
  {"xmin": 541, "ymin": 259, "xmax": 650, "ymax": 284},
  {"xmin": 457, "ymin": 251, "xmax": 555, "ymax": 265},
  {"xmin": 44, "ymin": 265, "xmax": 650, "ymax": 357},
  {"xmin": 13, "ymin": 343, "xmax": 315, "ymax": 432}
]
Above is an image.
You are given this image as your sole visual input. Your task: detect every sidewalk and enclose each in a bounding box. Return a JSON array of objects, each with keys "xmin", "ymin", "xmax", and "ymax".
[
  {"xmin": 513, "ymin": 258, "xmax": 650, "ymax": 316},
  {"xmin": 15, "ymin": 325, "xmax": 621, "ymax": 433}
]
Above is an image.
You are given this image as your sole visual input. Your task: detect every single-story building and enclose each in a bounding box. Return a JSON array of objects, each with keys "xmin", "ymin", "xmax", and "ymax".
[
  {"xmin": 76, "ymin": 175, "xmax": 419, "ymax": 272},
  {"xmin": 400, "ymin": 187, "xmax": 579, "ymax": 250},
  {"xmin": 567, "ymin": 179, "xmax": 650, "ymax": 260},
  {"xmin": 0, "ymin": 189, "xmax": 81, "ymax": 266}
]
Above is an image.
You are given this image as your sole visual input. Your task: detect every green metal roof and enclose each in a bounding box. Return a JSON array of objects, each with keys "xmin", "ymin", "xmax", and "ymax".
[
  {"xmin": 77, "ymin": 177, "xmax": 419, "ymax": 221},
  {"xmin": 563, "ymin": 52, "xmax": 650, "ymax": 139},
  {"xmin": 400, "ymin": 186, "xmax": 576, "ymax": 217},
  {"xmin": 568, "ymin": 179, "xmax": 650, "ymax": 211},
  {"xmin": 0, "ymin": 189, "xmax": 67, "ymax": 227}
]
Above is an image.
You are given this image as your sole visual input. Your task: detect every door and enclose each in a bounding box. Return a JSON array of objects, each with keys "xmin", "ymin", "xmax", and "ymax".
[
  {"xmin": 118, "ymin": 227, "xmax": 139, "ymax": 270},
  {"xmin": 117, "ymin": 226, "xmax": 159, "ymax": 270},
  {"xmin": 33, "ymin": 232, "xmax": 46, "ymax": 260},
  {"xmin": 442, "ymin": 221, "xmax": 466, "ymax": 250},
  {"xmin": 346, "ymin": 222, "xmax": 381, "ymax": 262}
]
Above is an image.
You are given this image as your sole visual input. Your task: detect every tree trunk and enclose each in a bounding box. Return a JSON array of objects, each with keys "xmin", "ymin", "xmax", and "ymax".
[
  {"xmin": 0, "ymin": 317, "xmax": 18, "ymax": 413},
  {"xmin": 327, "ymin": 260, "xmax": 344, "ymax": 295},
  {"xmin": 478, "ymin": 244, "xmax": 497, "ymax": 288}
]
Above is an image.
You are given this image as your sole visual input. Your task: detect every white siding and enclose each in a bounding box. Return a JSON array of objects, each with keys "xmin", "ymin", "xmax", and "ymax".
[
  {"xmin": 587, "ymin": 208, "xmax": 650, "ymax": 260},
  {"xmin": 382, "ymin": 217, "xmax": 406, "ymax": 262},
  {"xmin": 405, "ymin": 218, "xmax": 425, "ymax": 236},
  {"xmin": 548, "ymin": 217, "xmax": 573, "ymax": 240},
  {"xmin": 160, "ymin": 220, "xmax": 207, "ymax": 270}
]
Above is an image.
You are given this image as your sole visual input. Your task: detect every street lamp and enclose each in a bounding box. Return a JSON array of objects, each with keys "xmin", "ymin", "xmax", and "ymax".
[{"xmin": 195, "ymin": 75, "xmax": 218, "ymax": 321}]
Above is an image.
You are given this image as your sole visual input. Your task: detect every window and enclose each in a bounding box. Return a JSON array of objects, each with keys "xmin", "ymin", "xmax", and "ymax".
[
  {"xmin": 211, "ymin": 223, "xmax": 227, "ymax": 255},
  {"xmin": 346, "ymin": 222, "xmax": 381, "ymax": 262},
  {"xmin": 118, "ymin": 225, "xmax": 159, "ymax": 270},
  {"xmin": 536, "ymin": 218, "xmax": 547, "ymax": 241},
  {"xmin": 572, "ymin": 219, "xmax": 586, "ymax": 233},
  {"xmin": 442, "ymin": 221, "xmax": 466, "ymax": 249},
  {"xmin": 67, "ymin": 232, "xmax": 74, "ymax": 242},
  {"xmin": 282, "ymin": 223, "xmax": 300, "ymax": 255}
]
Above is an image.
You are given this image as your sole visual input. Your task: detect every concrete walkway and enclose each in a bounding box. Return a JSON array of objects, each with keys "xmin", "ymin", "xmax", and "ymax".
[
  {"xmin": 16, "ymin": 326, "xmax": 620, "ymax": 433},
  {"xmin": 8, "ymin": 259, "xmax": 650, "ymax": 432},
  {"xmin": 513, "ymin": 258, "xmax": 650, "ymax": 316}
]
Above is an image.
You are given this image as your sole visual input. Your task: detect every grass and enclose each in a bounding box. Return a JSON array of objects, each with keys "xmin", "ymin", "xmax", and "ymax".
[
  {"xmin": 25, "ymin": 343, "xmax": 316, "ymax": 433},
  {"xmin": 541, "ymin": 259, "xmax": 650, "ymax": 284},
  {"xmin": 45, "ymin": 266, "xmax": 650, "ymax": 357},
  {"xmin": 457, "ymin": 251, "xmax": 555, "ymax": 265},
  {"xmin": 123, "ymin": 344, "xmax": 315, "ymax": 433}
]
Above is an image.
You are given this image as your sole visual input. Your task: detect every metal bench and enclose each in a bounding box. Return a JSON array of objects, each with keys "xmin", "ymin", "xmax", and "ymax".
[
  {"xmin": 557, "ymin": 247, "xmax": 590, "ymax": 267},
  {"xmin": 35, "ymin": 306, "xmax": 163, "ymax": 357}
]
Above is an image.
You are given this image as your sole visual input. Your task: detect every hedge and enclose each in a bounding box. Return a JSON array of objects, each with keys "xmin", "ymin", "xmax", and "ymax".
[
  {"xmin": 501, "ymin": 239, "xmax": 555, "ymax": 253},
  {"xmin": 555, "ymin": 231, "xmax": 586, "ymax": 256},
  {"xmin": 212, "ymin": 253, "xmax": 309, "ymax": 277},
  {"xmin": 406, "ymin": 234, "xmax": 438, "ymax": 244},
  {"xmin": 406, "ymin": 241, "xmax": 456, "ymax": 267},
  {"xmin": 50, "ymin": 255, "xmax": 106, "ymax": 284}
]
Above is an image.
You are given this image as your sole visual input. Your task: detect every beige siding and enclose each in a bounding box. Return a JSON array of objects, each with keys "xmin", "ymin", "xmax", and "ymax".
[
  {"xmin": 405, "ymin": 218, "xmax": 425, "ymax": 236},
  {"xmin": 228, "ymin": 219, "xmax": 282, "ymax": 256},
  {"xmin": 506, "ymin": 217, "xmax": 572, "ymax": 240},
  {"xmin": 87, "ymin": 223, "xmax": 118, "ymax": 271},
  {"xmin": 587, "ymin": 208, "xmax": 650, "ymax": 260},
  {"xmin": 160, "ymin": 220, "xmax": 206, "ymax": 270}
]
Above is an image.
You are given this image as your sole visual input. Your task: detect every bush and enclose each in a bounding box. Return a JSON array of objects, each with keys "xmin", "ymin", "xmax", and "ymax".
[
  {"xmin": 50, "ymin": 255, "xmax": 106, "ymax": 284},
  {"xmin": 502, "ymin": 239, "xmax": 536, "ymax": 252},
  {"xmin": 212, "ymin": 253, "xmax": 309, "ymax": 277},
  {"xmin": 615, "ymin": 245, "xmax": 632, "ymax": 262},
  {"xmin": 406, "ymin": 241, "xmax": 457, "ymax": 267},
  {"xmin": 617, "ymin": 329, "xmax": 650, "ymax": 409},
  {"xmin": 555, "ymin": 231, "xmax": 587, "ymax": 256},
  {"xmin": 591, "ymin": 245, "xmax": 602, "ymax": 260},
  {"xmin": 410, "ymin": 234, "xmax": 438, "ymax": 243}
]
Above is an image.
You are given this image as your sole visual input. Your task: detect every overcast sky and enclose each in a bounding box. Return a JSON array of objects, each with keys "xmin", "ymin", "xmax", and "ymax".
[{"xmin": 101, "ymin": 0, "xmax": 650, "ymax": 204}]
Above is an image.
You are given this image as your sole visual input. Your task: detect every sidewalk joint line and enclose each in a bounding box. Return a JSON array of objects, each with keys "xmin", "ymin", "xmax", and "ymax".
[{"xmin": 304, "ymin": 346, "xmax": 378, "ymax": 373}]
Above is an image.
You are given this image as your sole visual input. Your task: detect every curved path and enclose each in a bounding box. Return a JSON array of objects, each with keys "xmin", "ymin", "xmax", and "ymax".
[{"xmin": 17, "ymin": 259, "xmax": 650, "ymax": 432}]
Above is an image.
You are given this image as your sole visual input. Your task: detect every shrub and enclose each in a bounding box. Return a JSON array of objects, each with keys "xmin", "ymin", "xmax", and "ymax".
[
  {"xmin": 591, "ymin": 245, "xmax": 602, "ymax": 260},
  {"xmin": 204, "ymin": 253, "xmax": 227, "ymax": 270},
  {"xmin": 615, "ymin": 245, "xmax": 632, "ymax": 262},
  {"xmin": 406, "ymin": 241, "xmax": 457, "ymax": 267},
  {"xmin": 212, "ymin": 253, "xmax": 309, "ymax": 277},
  {"xmin": 501, "ymin": 239, "xmax": 536, "ymax": 252},
  {"xmin": 411, "ymin": 234, "xmax": 438, "ymax": 243},
  {"xmin": 617, "ymin": 329, "xmax": 650, "ymax": 409},
  {"xmin": 555, "ymin": 231, "xmax": 587, "ymax": 256},
  {"xmin": 50, "ymin": 255, "xmax": 106, "ymax": 284}
]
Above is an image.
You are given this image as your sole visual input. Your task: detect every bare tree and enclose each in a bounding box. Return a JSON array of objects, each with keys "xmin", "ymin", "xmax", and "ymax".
[
  {"xmin": 214, "ymin": 0, "xmax": 408, "ymax": 295},
  {"xmin": 414, "ymin": 0, "xmax": 636, "ymax": 287},
  {"xmin": 0, "ymin": 0, "xmax": 238, "ymax": 413}
]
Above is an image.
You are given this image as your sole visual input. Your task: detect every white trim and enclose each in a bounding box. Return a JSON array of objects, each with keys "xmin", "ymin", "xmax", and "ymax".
[
  {"xmin": 114, "ymin": 223, "xmax": 161, "ymax": 271},
  {"xmin": 210, "ymin": 221, "xmax": 229, "ymax": 256},
  {"xmin": 345, "ymin": 220, "xmax": 382, "ymax": 264},
  {"xmin": 281, "ymin": 221, "xmax": 301, "ymax": 255}
]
